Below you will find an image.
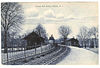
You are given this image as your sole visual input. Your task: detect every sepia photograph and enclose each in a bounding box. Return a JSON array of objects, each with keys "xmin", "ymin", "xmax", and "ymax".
[{"xmin": 1, "ymin": 2, "xmax": 99, "ymax": 65}]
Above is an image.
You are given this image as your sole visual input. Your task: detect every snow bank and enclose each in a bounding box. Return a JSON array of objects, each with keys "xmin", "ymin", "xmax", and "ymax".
[{"xmin": 57, "ymin": 46, "xmax": 98, "ymax": 65}]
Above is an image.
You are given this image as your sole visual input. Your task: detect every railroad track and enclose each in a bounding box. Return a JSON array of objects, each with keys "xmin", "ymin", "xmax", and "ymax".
[
  {"xmin": 24, "ymin": 46, "xmax": 70, "ymax": 65},
  {"xmin": 44, "ymin": 47, "xmax": 70, "ymax": 65},
  {"xmin": 3, "ymin": 45, "xmax": 70, "ymax": 65},
  {"xmin": 24, "ymin": 46, "xmax": 61, "ymax": 65}
]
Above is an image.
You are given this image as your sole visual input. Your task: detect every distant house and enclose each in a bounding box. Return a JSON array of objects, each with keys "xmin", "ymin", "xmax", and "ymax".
[
  {"xmin": 49, "ymin": 35, "xmax": 55, "ymax": 44},
  {"xmin": 23, "ymin": 31, "xmax": 44, "ymax": 49},
  {"xmin": 66, "ymin": 37, "xmax": 79, "ymax": 47}
]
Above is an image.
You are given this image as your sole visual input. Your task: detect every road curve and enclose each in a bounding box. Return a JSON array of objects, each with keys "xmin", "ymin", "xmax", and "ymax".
[{"xmin": 57, "ymin": 46, "xmax": 98, "ymax": 65}]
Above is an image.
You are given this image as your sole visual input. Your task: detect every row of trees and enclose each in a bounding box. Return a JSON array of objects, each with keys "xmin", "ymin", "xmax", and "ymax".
[
  {"xmin": 77, "ymin": 26, "xmax": 98, "ymax": 48},
  {"xmin": 58, "ymin": 25, "xmax": 98, "ymax": 48}
]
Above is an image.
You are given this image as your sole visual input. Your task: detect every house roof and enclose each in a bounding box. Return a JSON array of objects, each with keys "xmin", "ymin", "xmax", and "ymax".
[
  {"xmin": 49, "ymin": 36, "xmax": 55, "ymax": 40},
  {"xmin": 23, "ymin": 31, "xmax": 44, "ymax": 41},
  {"xmin": 67, "ymin": 38, "xmax": 79, "ymax": 42}
]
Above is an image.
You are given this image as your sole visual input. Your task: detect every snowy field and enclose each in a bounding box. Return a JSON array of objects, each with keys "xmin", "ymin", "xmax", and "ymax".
[{"xmin": 57, "ymin": 46, "xmax": 98, "ymax": 65}]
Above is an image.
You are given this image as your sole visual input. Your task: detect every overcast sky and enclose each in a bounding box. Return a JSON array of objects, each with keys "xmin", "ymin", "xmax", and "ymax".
[{"xmin": 19, "ymin": 2, "xmax": 98, "ymax": 39}]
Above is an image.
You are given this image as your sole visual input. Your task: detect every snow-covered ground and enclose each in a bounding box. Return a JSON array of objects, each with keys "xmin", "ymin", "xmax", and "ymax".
[
  {"xmin": 1, "ymin": 44, "xmax": 51, "ymax": 63},
  {"xmin": 57, "ymin": 46, "xmax": 98, "ymax": 65},
  {"xmin": 85, "ymin": 48, "xmax": 98, "ymax": 54},
  {"xmin": 2, "ymin": 45, "xmax": 98, "ymax": 65}
]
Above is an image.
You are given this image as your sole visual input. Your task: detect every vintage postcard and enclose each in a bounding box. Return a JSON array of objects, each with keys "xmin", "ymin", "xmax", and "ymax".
[{"xmin": 1, "ymin": 2, "xmax": 98, "ymax": 65}]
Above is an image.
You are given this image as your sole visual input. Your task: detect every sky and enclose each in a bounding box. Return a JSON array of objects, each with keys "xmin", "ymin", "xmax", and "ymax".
[{"xmin": 19, "ymin": 2, "xmax": 98, "ymax": 39}]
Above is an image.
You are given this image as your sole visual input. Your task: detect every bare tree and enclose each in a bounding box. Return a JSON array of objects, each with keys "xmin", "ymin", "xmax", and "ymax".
[
  {"xmin": 58, "ymin": 25, "xmax": 71, "ymax": 45},
  {"xmin": 89, "ymin": 27, "xmax": 98, "ymax": 47},
  {"xmin": 77, "ymin": 26, "xmax": 90, "ymax": 48},
  {"xmin": 34, "ymin": 24, "xmax": 47, "ymax": 53},
  {"xmin": 35, "ymin": 24, "xmax": 47, "ymax": 38},
  {"xmin": 1, "ymin": 2, "xmax": 24, "ymax": 53}
]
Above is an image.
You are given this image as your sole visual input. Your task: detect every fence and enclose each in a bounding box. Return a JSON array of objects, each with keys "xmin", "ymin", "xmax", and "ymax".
[{"xmin": 1, "ymin": 43, "xmax": 54, "ymax": 65}]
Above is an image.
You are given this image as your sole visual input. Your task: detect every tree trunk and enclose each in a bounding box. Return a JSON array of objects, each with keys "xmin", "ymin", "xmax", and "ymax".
[
  {"xmin": 93, "ymin": 39, "xmax": 95, "ymax": 48},
  {"xmin": 64, "ymin": 37, "xmax": 66, "ymax": 45},
  {"xmin": 4, "ymin": 30, "xmax": 9, "ymax": 64},
  {"xmin": 4, "ymin": 31, "xmax": 7, "ymax": 53},
  {"xmin": 89, "ymin": 39, "xmax": 90, "ymax": 48},
  {"xmin": 82, "ymin": 40, "xmax": 84, "ymax": 48},
  {"xmin": 84, "ymin": 39, "xmax": 87, "ymax": 48},
  {"xmin": 81, "ymin": 39, "xmax": 83, "ymax": 48},
  {"xmin": 94, "ymin": 36, "xmax": 97, "ymax": 48}
]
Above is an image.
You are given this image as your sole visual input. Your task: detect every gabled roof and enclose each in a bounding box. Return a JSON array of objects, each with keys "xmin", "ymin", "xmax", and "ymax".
[
  {"xmin": 49, "ymin": 36, "xmax": 55, "ymax": 40},
  {"xmin": 23, "ymin": 31, "xmax": 44, "ymax": 41},
  {"xmin": 67, "ymin": 38, "xmax": 79, "ymax": 42}
]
